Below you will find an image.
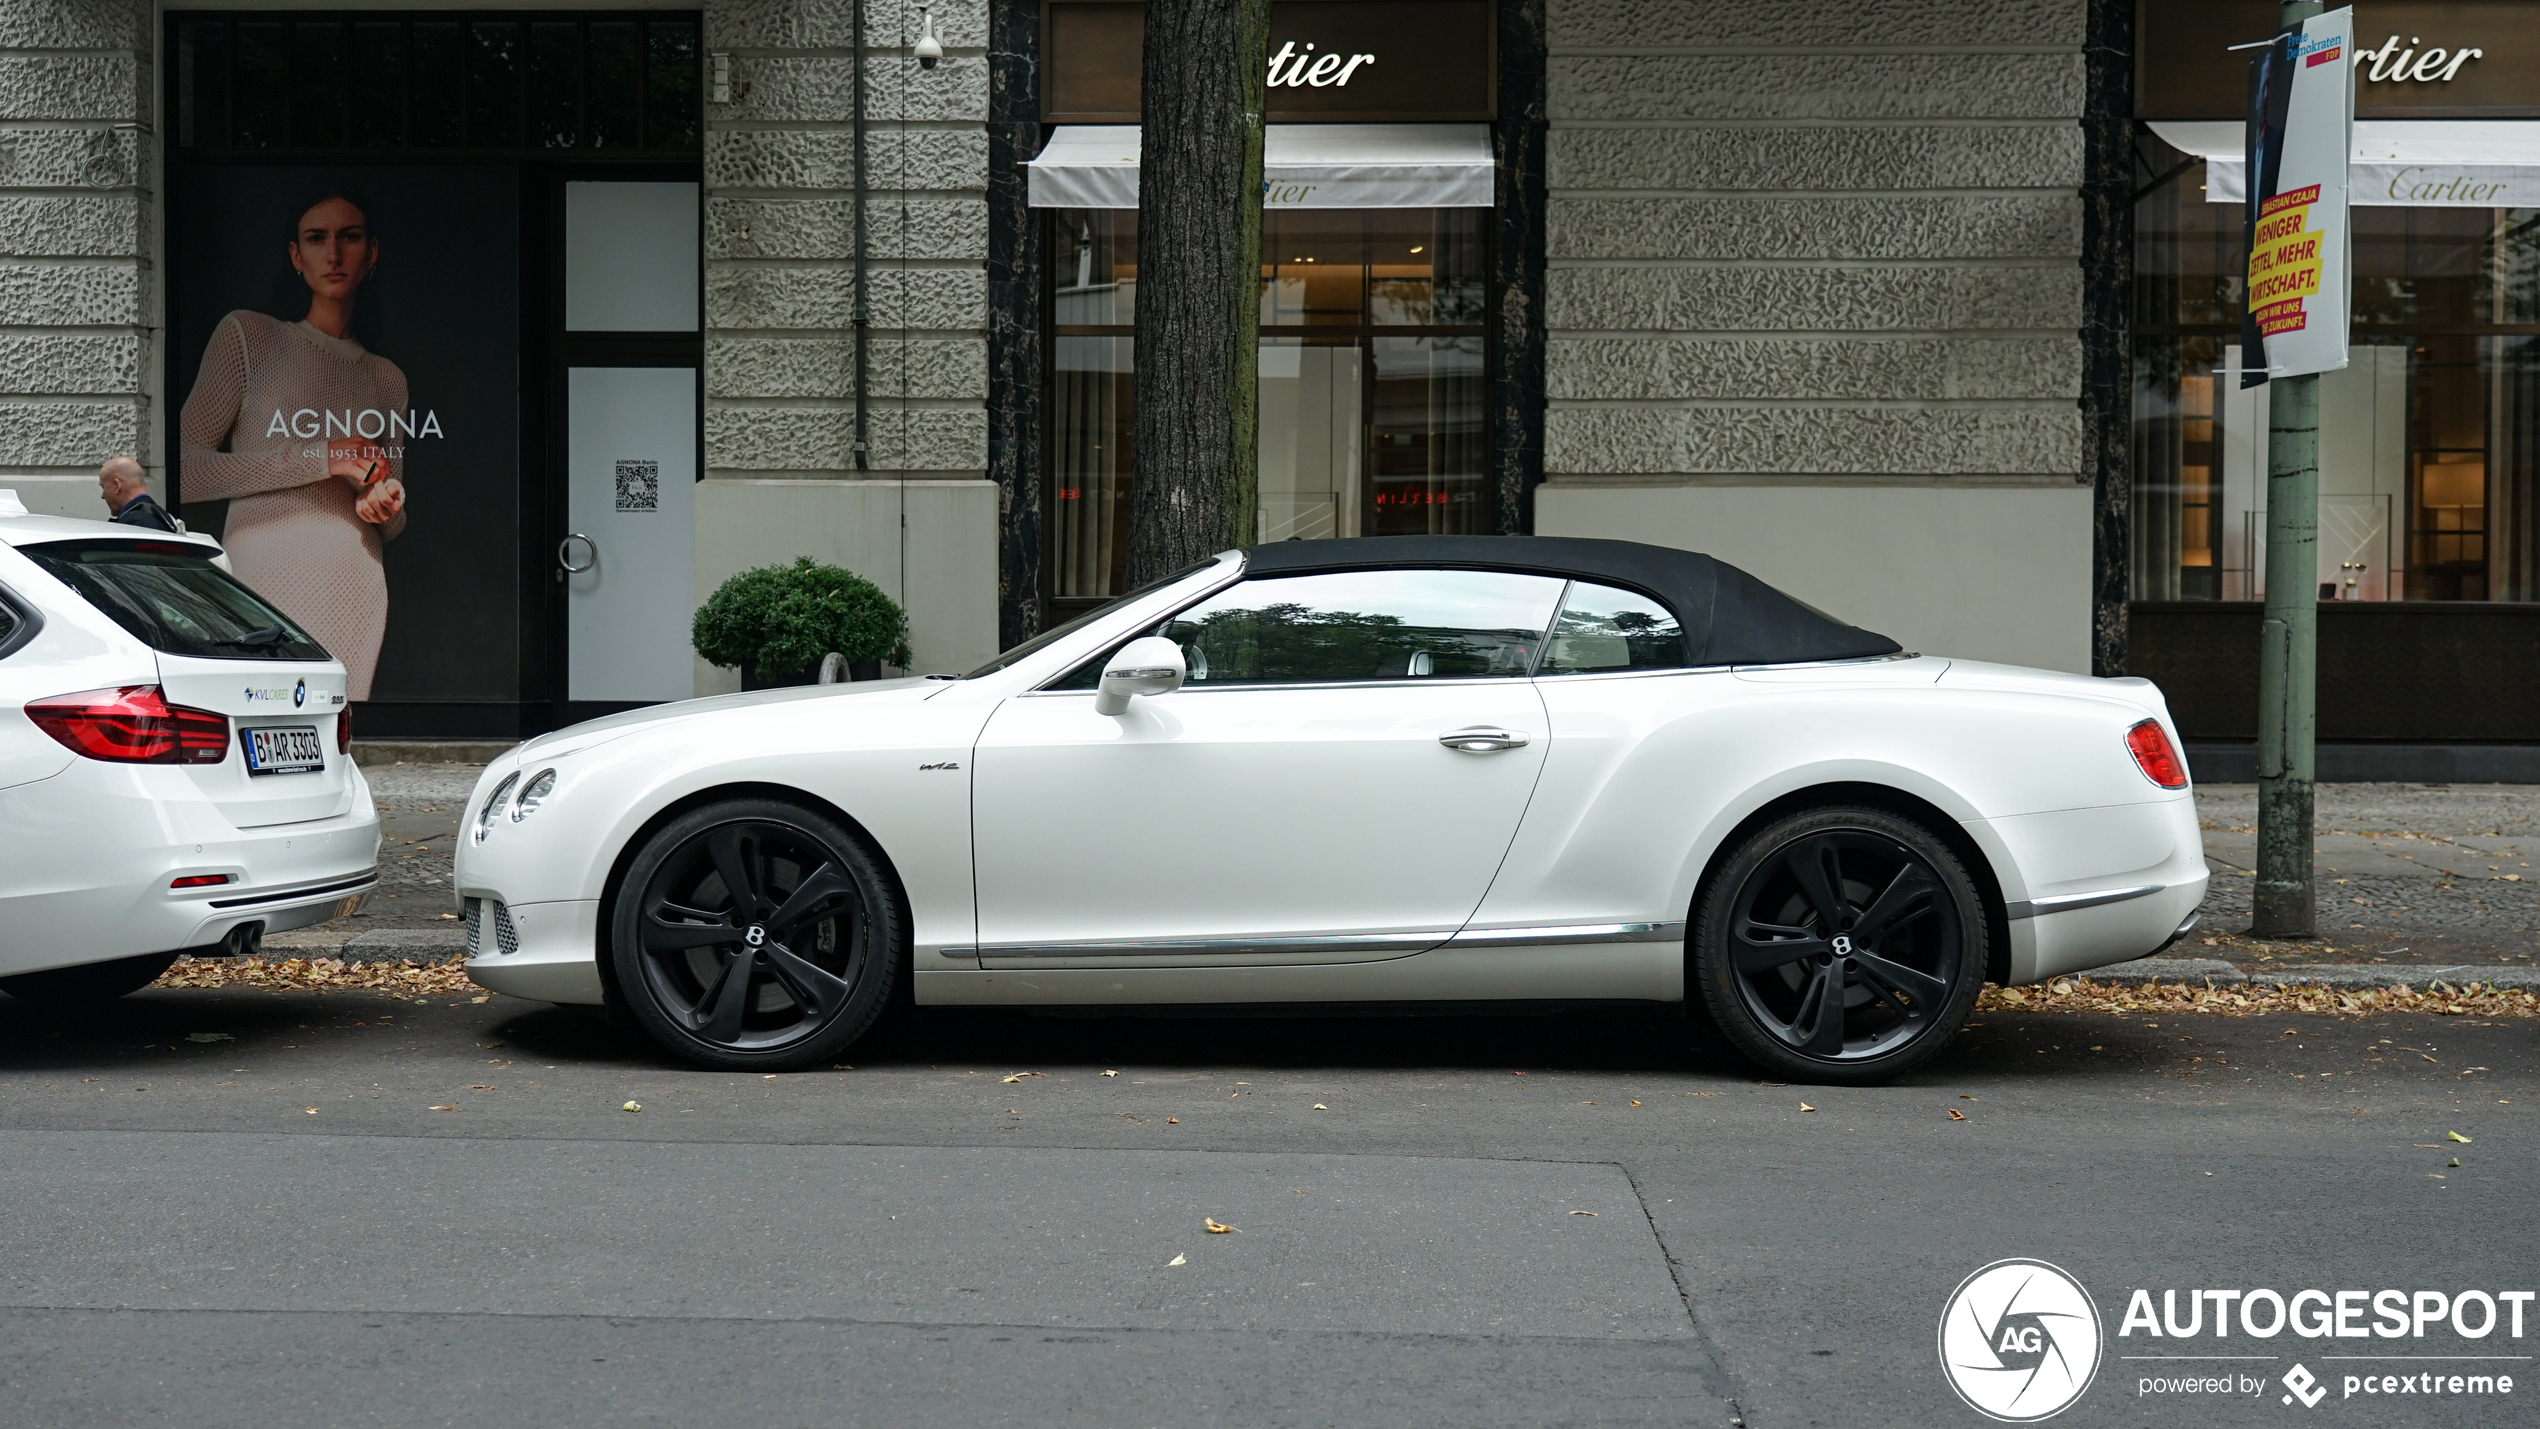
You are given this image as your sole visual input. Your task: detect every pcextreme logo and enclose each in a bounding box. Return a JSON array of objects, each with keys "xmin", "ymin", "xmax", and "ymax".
[{"xmin": 1939, "ymin": 1259, "xmax": 2104, "ymax": 1421}]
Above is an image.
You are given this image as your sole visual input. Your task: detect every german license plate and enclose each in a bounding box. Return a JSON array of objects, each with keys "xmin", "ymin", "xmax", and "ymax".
[{"xmin": 242, "ymin": 725, "xmax": 325, "ymax": 775}]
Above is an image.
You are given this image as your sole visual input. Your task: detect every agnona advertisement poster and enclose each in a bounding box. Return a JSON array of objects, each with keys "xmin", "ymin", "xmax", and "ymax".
[{"xmin": 171, "ymin": 165, "xmax": 520, "ymax": 706}]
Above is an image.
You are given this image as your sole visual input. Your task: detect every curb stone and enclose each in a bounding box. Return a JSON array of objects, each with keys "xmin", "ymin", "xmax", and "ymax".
[
  {"xmin": 2054, "ymin": 957, "xmax": 2540, "ymax": 992},
  {"xmin": 258, "ymin": 927, "xmax": 468, "ymax": 962}
]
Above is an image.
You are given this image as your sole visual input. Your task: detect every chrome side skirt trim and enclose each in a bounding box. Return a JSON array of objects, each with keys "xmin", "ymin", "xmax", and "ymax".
[
  {"xmin": 2005, "ymin": 884, "xmax": 2164, "ymax": 920},
  {"xmin": 975, "ymin": 930, "xmax": 1453, "ymax": 958},
  {"xmin": 972, "ymin": 922, "xmax": 1689, "ymax": 958},
  {"xmin": 1448, "ymin": 921, "xmax": 1685, "ymax": 948}
]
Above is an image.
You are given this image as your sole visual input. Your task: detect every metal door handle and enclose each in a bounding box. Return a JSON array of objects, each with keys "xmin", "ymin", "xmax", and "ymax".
[
  {"xmin": 1440, "ymin": 727, "xmax": 1529, "ymax": 753},
  {"xmin": 558, "ymin": 533, "xmax": 597, "ymax": 576}
]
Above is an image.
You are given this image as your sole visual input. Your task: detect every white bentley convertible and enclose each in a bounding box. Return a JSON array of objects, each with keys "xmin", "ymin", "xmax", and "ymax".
[{"xmin": 454, "ymin": 536, "xmax": 2205, "ymax": 1083}]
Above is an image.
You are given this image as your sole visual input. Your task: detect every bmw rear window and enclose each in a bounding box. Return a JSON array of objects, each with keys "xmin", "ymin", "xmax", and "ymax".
[{"xmin": 21, "ymin": 539, "xmax": 330, "ymax": 662}]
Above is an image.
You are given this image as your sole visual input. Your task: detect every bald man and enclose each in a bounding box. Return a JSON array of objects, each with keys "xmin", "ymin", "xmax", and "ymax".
[{"xmin": 98, "ymin": 457, "xmax": 180, "ymax": 532}]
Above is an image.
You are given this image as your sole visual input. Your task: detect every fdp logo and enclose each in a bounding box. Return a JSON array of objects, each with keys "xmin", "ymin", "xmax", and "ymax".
[{"xmin": 1939, "ymin": 1259, "xmax": 2104, "ymax": 1421}]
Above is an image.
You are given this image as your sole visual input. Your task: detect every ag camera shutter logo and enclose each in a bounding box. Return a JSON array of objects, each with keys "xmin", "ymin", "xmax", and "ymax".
[{"xmin": 1939, "ymin": 1259, "xmax": 2103, "ymax": 1421}]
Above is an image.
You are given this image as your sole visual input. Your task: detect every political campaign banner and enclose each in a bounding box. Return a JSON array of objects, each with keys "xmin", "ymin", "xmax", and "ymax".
[{"xmin": 2240, "ymin": 7, "xmax": 2356, "ymax": 386}]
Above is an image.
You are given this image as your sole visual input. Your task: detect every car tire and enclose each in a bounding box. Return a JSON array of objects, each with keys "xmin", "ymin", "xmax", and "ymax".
[
  {"xmin": 608, "ymin": 798, "xmax": 904, "ymax": 1072},
  {"xmin": 0, "ymin": 950, "xmax": 183, "ymax": 1006},
  {"xmin": 1691, "ymin": 805, "xmax": 1988, "ymax": 1086}
]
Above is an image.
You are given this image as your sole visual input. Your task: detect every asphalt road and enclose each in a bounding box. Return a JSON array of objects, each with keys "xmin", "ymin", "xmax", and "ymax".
[{"xmin": 2, "ymin": 987, "xmax": 2531, "ymax": 1428}]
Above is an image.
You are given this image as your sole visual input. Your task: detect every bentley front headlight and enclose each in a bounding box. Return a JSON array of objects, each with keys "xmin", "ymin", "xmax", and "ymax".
[
  {"xmin": 473, "ymin": 771, "xmax": 521, "ymax": 844},
  {"xmin": 511, "ymin": 768, "xmax": 558, "ymax": 822}
]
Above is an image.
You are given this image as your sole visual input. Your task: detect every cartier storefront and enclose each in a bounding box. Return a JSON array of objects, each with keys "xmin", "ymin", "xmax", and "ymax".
[
  {"xmin": 1005, "ymin": 0, "xmax": 1527, "ymax": 624},
  {"xmin": 2128, "ymin": 0, "xmax": 2540, "ymax": 762}
]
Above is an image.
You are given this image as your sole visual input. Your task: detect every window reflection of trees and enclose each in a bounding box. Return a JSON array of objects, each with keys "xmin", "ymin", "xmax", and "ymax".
[{"xmin": 1170, "ymin": 602, "xmax": 1539, "ymax": 684}]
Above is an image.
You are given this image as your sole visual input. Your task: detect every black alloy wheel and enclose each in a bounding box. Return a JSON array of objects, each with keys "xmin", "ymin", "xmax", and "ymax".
[
  {"xmin": 609, "ymin": 799, "xmax": 902, "ymax": 1071},
  {"xmin": 0, "ymin": 950, "xmax": 181, "ymax": 1006},
  {"xmin": 1692, "ymin": 805, "xmax": 1987, "ymax": 1084}
]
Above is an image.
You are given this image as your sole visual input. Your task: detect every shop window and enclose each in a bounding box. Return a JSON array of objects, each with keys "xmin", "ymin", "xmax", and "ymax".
[
  {"xmin": 2131, "ymin": 129, "xmax": 2540, "ymax": 604},
  {"xmin": 1045, "ymin": 207, "xmax": 1491, "ymax": 605},
  {"xmin": 170, "ymin": 14, "xmax": 702, "ymax": 158}
]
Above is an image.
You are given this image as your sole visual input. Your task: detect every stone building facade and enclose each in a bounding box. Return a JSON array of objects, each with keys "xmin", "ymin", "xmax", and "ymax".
[
  {"xmin": 1532, "ymin": 0, "xmax": 2099, "ymax": 672},
  {"xmin": 0, "ymin": 0, "xmax": 156, "ymax": 537},
  {"xmin": 698, "ymin": 0, "xmax": 996, "ymax": 688},
  {"xmin": 2, "ymin": 0, "xmax": 2135, "ymax": 737}
]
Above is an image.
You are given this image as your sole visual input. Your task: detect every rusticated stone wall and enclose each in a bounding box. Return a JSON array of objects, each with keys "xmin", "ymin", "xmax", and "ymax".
[
  {"xmin": 698, "ymin": 0, "xmax": 999, "ymax": 675},
  {"xmin": 0, "ymin": 0, "xmax": 150, "ymax": 517},
  {"xmin": 1536, "ymin": 0, "xmax": 2097, "ymax": 671},
  {"xmin": 702, "ymin": 0, "xmax": 989, "ymax": 486},
  {"xmin": 1542, "ymin": 0, "xmax": 2086, "ymax": 483}
]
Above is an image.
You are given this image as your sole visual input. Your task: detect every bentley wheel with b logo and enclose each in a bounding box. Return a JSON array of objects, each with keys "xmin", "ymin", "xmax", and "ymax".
[
  {"xmin": 1938, "ymin": 1259, "xmax": 2103, "ymax": 1422},
  {"xmin": 610, "ymin": 799, "xmax": 905, "ymax": 1071}
]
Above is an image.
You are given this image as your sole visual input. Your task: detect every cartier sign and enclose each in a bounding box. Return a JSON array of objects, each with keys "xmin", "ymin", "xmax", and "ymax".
[
  {"xmin": 1043, "ymin": 0, "xmax": 1493, "ymax": 123},
  {"xmin": 2138, "ymin": 0, "xmax": 2540, "ymax": 118}
]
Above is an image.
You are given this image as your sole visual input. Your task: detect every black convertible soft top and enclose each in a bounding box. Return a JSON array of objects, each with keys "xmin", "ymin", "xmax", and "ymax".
[{"xmin": 1240, "ymin": 535, "xmax": 1902, "ymax": 667}]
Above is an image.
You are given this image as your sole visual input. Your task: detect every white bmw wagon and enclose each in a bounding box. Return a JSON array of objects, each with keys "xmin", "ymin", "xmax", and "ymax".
[
  {"xmin": 457, "ymin": 536, "xmax": 2206, "ymax": 1083},
  {"xmin": 0, "ymin": 505, "xmax": 380, "ymax": 1004}
]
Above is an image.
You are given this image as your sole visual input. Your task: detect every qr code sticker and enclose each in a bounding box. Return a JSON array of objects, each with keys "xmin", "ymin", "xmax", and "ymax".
[{"xmin": 614, "ymin": 460, "xmax": 659, "ymax": 512}]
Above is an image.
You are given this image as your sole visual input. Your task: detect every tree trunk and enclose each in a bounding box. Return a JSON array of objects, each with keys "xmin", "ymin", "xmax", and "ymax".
[{"xmin": 1126, "ymin": 0, "xmax": 1269, "ymax": 586}]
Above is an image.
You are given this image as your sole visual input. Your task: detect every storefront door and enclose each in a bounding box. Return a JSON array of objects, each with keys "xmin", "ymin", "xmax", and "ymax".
[{"xmin": 549, "ymin": 179, "xmax": 701, "ymax": 719}]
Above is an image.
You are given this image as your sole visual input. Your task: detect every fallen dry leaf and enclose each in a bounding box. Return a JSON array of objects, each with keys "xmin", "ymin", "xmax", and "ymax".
[
  {"xmin": 303, "ymin": 1107, "xmax": 317, "ymax": 1114},
  {"xmin": 1166, "ymin": 1117, "xmax": 1178, "ymax": 1124},
  {"xmin": 428, "ymin": 1103, "xmax": 458, "ymax": 1112},
  {"xmin": 155, "ymin": 954, "xmax": 475, "ymax": 994},
  {"xmin": 1101, "ymin": 1070, "xmax": 1118, "ymax": 1077},
  {"xmin": 2448, "ymin": 1130, "xmax": 2473, "ymax": 1143},
  {"xmin": 622, "ymin": 1101, "xmax": 642, "ymax": 1113},
  {"xmin": 1204, "ymin": 1218, "xmax": 1235, "ymax": 1234},
  {"xmin": 1311, "ymin": 1103, "xmax": 1329, "ymax": 1111},
  {"xmin": 1568, "ymin": 1210, "xmax": 1598, "ymax": 1216},
  {"xmin": 470, "ymin": 1084, "xmax": 494, "ymax": 1091},
  {"xmin": 1948, "ymin": 1108, "xmax": 1967, "ymax": 1121},
  {"xmin": 1976, "ymin": 977, "xmax": 2539, "ymax": 1020},
  {"xmin": 1166, "ymin": 1253, "xmax": 1187, "ymax": 1266},
  {"xmin": 1799, "ymin": 1103, "xmax": 1816, "ymax": 1112}
]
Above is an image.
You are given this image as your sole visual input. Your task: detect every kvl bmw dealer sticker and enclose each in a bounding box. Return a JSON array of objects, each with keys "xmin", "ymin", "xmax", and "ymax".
[{"xmin": 1940, "ymin": 1259, "xmax": 2104, "ymax": 1421}]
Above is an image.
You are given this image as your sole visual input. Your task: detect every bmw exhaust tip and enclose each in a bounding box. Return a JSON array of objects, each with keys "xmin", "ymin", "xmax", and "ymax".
[{"xmin": 219, "ymin": 922, "xmax": 265, "ymax": 958}]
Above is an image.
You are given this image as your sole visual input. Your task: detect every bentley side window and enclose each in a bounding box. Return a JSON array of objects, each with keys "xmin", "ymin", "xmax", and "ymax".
[
  {"xmin": 1054, "ymin": 568, "xmax": 1558, "ymax": 688},
  {"xmin": 1537, "ymin": 581, "xmax": 1689, "ymax": 675}
]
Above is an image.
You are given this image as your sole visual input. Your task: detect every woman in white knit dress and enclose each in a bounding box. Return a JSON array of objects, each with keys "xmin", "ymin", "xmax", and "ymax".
[{"xmin": 179, "ymin": 195, "xmax": 409, "ymax": 700}]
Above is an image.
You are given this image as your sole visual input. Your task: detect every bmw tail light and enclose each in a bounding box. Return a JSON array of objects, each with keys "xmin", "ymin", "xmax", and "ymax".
[
  {"xmin": 27, "ymin": 685, "xmax": 228, "ymax": 765},
  {"xmin": 2125, "ymin": 719, "xmax": 2188, "ymax": 789},
  {"xmin": 337, "ymin": 703, "xmax": 352, "ymax": 754}
]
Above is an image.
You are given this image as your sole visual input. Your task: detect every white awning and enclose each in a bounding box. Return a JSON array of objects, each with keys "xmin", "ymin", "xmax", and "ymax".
[
  {"xmin": 1027, "ymin": 124, "xmax": 1495, "ymax": 209},
  {"xmin": 2149, "ymin": 120, "xmax": 2540, "ymax": 206}
]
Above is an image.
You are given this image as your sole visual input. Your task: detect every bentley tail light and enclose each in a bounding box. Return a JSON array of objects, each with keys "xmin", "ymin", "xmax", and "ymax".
[
  {"xmin": 2125, "ymin": 719, "xmax": 2188, "ymax": 789},
  {"xmin": 27, "ymin": 685, "xmax": 228, "ymax": 765}
]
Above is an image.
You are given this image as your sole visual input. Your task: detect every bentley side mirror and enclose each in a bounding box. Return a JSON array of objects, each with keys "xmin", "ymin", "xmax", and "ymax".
[{"xmin": 1094, "ymin": 636, "xmax": 1186, "ymax": 716}]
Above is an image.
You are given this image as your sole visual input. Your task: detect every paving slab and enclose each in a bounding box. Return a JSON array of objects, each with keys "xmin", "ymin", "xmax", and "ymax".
[{"xmin": 0, "ymin": 1131, "xmax": 1691, "ymax": 1341}]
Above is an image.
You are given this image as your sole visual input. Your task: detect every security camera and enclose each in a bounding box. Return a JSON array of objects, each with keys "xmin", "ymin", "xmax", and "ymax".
[{"xmin": 914, "ymin": 6, "xmax": 943, "ymax": 69}]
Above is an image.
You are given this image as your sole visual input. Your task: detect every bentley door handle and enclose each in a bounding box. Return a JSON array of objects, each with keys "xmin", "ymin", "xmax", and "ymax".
[{"xmin": 1439, "ymin": 727, "xmax": 1530, "ymax": 753}]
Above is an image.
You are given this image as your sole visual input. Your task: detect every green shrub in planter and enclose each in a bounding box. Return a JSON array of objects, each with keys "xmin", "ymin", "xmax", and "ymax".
[{"xmin": 693, "ymin": 557, "xmax": 910, "ymax": 685}]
